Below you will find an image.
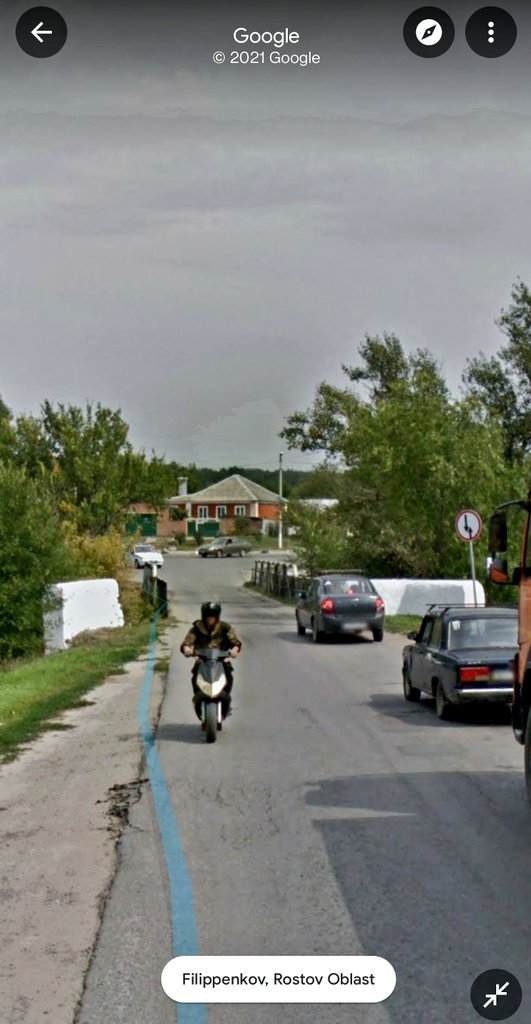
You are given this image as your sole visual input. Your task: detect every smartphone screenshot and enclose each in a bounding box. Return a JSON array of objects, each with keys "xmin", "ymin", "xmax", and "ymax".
[{"xmin": 1, "ymin": 2, "xmax": 530, "ymax": 1023}]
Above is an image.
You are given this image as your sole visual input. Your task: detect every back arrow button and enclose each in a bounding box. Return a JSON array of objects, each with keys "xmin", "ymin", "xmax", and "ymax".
[
  {"xmin": 16, "ymin": 7, "xmax": 67, "ymax": 57},
  {"xmin": 32, "ymin": 21, "xmax": 54, "ymax": 43}
]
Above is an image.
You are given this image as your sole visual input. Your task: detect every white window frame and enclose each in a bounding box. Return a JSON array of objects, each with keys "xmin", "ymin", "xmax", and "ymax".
[
  {"xmin": 235, "ymin": 505, "xmax": 246, "ymax": 517},
  {"xmin": 197, "ymin": 506, "xmax": 208, "ymax": 520},
  {"xmin": 216, "ymin": 505, "xmax": 227, "ymax": 519}
]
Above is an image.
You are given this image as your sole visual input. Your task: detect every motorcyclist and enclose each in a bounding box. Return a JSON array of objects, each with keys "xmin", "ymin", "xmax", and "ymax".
[{"xmin": 180, "ymin": 602, "xmax": 241, "ymax": 719}]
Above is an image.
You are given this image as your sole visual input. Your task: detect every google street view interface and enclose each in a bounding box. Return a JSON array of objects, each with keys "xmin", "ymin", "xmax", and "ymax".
[{"xmin": 5, "ymin": 0, "xmax": 531, "ymax": 1022}]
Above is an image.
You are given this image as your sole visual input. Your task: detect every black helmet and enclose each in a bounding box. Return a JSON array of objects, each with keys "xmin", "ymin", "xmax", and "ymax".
[{"xmin": 201, "ymin": 601, "xmax": 221, "ymax": 620}]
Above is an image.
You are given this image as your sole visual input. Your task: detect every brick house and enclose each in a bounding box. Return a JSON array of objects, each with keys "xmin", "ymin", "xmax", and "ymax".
[
  {"xmin": 168, "ymin": 474, "xmax": 286, "ymax": 537},
  {"xmin": 126, "ymin": 501, "xmax": 186, "ymax": 539}
]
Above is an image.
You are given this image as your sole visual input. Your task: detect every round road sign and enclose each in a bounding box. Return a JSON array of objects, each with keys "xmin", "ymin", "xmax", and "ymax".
[{"xmin": 455, "ymin": 509, "xmax": 483, "ymax": 542}]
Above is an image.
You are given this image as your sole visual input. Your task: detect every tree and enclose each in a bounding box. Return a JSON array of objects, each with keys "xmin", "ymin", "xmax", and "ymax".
[
  {"xmin": 0, "ymin": 465, "xmax": 76, "ymax": 659},
  {"xmin": 37, "ymin": 401, "xmax": 131, "ymax": 532},
  {"xmin": 286, "ymin": 502, "xmax": 351, "ymax": 575},
  {"xmin": 7, "ymin": 401, "xmax": 175, "ymax": 534},
  {"xmin": 282, "ymin": 337, "xmax": 517, "ymax": 577},
  {"xmin": 125, "ymin": 451, "xmax": 176, "ymax": 509},
  {"xmin": 281, "ymin": 336, "xmax": 447, "ymax": 455},
  {"xmin": 342, "ymin": 333, "xmax": 409, "ymax": 399},
  {"xmin": 0, "ymin": 396, "xmax": 16, "ymax": 465},
  {"xmin": 463, "ymin": 279, "xmax": 531, "ymax": 464},
  {"xmin": 289, "ymin": 465, "xmax": 342, "ymax": 500}
]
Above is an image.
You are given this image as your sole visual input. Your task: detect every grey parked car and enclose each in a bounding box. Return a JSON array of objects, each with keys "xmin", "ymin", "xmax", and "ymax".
[{"xmin": 197, "ymin": 537, "xmax": 252, "ymax": 558}]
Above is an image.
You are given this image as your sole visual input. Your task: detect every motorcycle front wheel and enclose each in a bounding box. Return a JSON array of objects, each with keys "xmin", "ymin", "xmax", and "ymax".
[{"xmin": 205, "ymin": 703, "xmax": 218, "ymax": 743}]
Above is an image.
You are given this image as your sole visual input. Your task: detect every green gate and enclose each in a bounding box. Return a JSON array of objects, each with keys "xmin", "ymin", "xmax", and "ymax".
[
  {"xmin": 126, "ymin": 514, "xmax": 157, "ymax": 537},
  {"xmin": 188, "ymin": 519, "xmax": 220, "ymax": 538}
]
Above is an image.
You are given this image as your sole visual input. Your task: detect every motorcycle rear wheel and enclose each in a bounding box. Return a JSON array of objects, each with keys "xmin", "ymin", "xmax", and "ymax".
[{"xmin": 205, "ymin": 703, "xmax": 218, "ymax": 743}]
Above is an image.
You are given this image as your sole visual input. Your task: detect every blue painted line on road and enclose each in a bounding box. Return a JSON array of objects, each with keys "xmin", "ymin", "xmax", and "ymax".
[{"xmin": 138, "ymin": 590, "xmax": 207, "ymax": 1024}]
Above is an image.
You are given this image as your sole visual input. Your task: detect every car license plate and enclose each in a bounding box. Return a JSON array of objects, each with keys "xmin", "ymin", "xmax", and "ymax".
[
  {"xmin": 490, "ymin": 669, "xmax": 513, "ymax": 682},
  {"xmin": 342, "ymin": 622, "xmax": 367, "ymax": 632}
]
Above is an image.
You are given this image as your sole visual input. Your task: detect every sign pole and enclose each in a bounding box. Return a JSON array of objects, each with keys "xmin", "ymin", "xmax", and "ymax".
[
  {"xmin": 468, "ymin": 537, "xmax": 478, "ymax": 607},
  {"xmin": 455, "ymin": 509, "xmax": 483, "ymax": 607}
]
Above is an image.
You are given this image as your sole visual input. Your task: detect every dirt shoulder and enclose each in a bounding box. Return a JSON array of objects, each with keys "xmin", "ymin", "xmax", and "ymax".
[{"xmin": 0, "ymin": 623, "xmax": 177, "ymax": 1024}]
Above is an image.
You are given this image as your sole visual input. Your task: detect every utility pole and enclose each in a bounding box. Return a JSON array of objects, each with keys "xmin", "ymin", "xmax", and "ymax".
[{"xmin": 278, "ymin": 451, "xmax": 283, "ymax": 550}]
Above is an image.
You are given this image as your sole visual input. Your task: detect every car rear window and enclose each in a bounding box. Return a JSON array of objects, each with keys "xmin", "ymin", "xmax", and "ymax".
[
  {"xmin": 321, "ymin": 577, "xmax": 374, "ymax": 596},
  {"xmin": 447, "ymin": 616, "xmax": 517, "ymax": 650}
]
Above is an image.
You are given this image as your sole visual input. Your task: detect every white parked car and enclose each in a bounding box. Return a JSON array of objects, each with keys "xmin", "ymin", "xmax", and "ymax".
[{"xmin": 128, "ymin": 543, "xmax": 164, "ymax": 569}]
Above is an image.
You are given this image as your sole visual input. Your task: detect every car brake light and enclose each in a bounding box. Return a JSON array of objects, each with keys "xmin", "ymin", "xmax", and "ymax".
[
  {"xmin": 459, "ymin": 666, "xmax": 491, "ymax": 684},
  {"xmin": 375, "ymin": 597, "xmax": 384, "ymax": 611},
  {"xmin": 321, "ymin": 598, "xmax": 335, "ymax": 613}
]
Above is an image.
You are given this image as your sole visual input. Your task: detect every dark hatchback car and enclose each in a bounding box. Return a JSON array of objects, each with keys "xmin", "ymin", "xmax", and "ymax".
[
  {"xmin": 295, "ymin": 572, "xmax": 385, "ymax": 643},
  {"xmin": 402, "ymin": 605, "xmax": 518, "ymax": 719}
]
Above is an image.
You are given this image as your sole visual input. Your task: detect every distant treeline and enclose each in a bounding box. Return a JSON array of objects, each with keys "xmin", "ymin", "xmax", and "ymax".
[{"xmin": 170, "ymin": 465, "xmax": 319, "ymax": 499}]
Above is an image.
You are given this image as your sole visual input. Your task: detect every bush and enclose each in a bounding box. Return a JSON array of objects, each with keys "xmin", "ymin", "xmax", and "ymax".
[
  {"xmin": 233, "ymin": 516, "xmax": 256, "ymax": 536},
  {"xmin": 0, "ymin": 464, "xmax": 78, "ymax": 659},
  {"xmin": 62, "ymin": 525, "xmax": 148, "ymax": 623}
]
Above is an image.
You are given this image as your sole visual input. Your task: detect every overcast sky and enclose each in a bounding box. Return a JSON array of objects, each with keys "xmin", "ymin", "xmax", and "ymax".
[{"xmin": 1, "ymin": 0, "xmax": 530, "ymax": 467}]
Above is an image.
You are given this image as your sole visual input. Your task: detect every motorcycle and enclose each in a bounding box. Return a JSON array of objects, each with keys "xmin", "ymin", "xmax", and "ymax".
[{"xmin": 193, "ymin": 648, "xmax": 233, "ymax": 743}]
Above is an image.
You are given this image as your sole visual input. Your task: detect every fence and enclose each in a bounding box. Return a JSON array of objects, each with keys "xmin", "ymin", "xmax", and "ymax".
[
  {"xmin": 142, "ymin": 566, "xmax": 169, "ymax": 617},
  {"xmin": 251, "ymin": 560, "xmax": 307, "ymax": 599}
]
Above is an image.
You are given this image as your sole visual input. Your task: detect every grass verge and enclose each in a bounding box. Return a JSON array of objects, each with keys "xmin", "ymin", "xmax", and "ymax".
[
  {"xmin": 0, "ymin": 622, "xmax": 151, "ymax": 763},
  {"xmin": 244, "ymin": 582, "xmax": 423, "ymax": 636},
  {"xmin": 249, "ymin": 536, "xmax": 294, "ymax": 551},
  {"xmin": 384, "ymin": 615, "xmax": 423, "ymax": 636}
]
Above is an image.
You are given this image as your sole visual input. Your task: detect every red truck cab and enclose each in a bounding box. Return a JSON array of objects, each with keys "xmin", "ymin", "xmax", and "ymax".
[{"xmin": 488, "ymin": 493, "xmax": 531, "ymax": 796}]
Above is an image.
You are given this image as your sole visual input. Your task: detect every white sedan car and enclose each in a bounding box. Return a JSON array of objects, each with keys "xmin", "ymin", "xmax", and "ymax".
[{"xmin": 128, "ymin": 543, "xmax": 164, "ymax": 569}]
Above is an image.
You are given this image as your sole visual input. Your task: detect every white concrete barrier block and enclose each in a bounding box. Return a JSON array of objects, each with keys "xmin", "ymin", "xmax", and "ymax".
[
  {"xmin": 44, "ymin": 578, "xmax": 124, "ymax": 653},
  {"xmin": 371, "ymin": 579, "xmax": 485, "ymax": 617}
]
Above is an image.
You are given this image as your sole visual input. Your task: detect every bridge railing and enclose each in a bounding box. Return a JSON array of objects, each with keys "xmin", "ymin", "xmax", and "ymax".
[{"xmin": 251, "ymin": 560, "xmax": 308, "ymax": 599}]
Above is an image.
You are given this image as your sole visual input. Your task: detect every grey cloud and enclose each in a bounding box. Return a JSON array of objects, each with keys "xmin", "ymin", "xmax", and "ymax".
[{"xmin": 2, "ymin": 5, "xmax": 531, "ymax": 464}]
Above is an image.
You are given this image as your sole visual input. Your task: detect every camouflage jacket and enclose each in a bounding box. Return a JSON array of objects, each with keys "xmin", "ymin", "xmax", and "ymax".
[{"xmin": 180, "ymin": 619, "xmax": 242, "ymax": 654}]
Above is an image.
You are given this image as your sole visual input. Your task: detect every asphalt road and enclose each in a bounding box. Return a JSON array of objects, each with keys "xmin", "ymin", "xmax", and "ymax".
[{"xmin": 78, "ymin": 555, "xmax": 531, "ymax": 1024}]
